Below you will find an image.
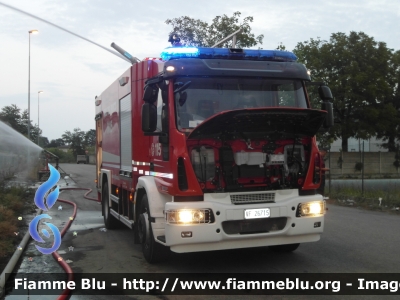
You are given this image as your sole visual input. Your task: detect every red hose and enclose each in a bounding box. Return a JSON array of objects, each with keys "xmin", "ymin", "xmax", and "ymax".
[
  {"xmin": 61, "ymin": 187, "xmax": 99, "ymax": 202},
  {"xmin": 53, "ymin": 187, "xmax": 99, "ymax": 300}
]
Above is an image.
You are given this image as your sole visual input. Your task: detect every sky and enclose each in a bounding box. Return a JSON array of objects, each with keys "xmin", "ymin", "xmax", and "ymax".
[{"xmin": 0, "ymin": 0, "xmax": 399, "ymax": 141}]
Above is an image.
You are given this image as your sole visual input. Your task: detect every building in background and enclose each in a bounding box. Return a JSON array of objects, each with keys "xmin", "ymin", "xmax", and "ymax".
[{"xmin": 329, "ymin": 137, "xmax": 393, "ymax": 152}]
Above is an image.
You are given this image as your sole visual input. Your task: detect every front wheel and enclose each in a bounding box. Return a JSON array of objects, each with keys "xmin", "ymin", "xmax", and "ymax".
[
  {"xmin": 138, "ymin": 194, "xmax": 169, "ymax": 263},
  {"xmin": 269, "ymin": 243, "xmax": 300, "ymax": 253},
  {"xmin": 102, "ymin": 183, "xmax": 119, "ymax": 229}
]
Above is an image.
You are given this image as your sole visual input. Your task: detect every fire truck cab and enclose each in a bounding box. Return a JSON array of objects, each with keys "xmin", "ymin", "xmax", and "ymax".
[{"xmin": 95, "ymin": 46, "xmax": 333, "ymax": 263}]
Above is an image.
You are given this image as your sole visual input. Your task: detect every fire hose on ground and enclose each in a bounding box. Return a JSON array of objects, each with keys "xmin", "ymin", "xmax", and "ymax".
[
  {"xmin": 0, "ymin": 186, "xmax": 99, "ymax": 300},
  {"xmin": 55, "ymin": 187, "xmax": 99, "ymax": 300}
]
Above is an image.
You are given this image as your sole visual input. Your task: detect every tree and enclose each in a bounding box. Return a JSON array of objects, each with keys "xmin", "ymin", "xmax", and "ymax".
[
  {"xmin": 85, "ymin": 129, "xmax": 96, "ymax": 147},
  {"xmin": 0, "ymin": 104, "xmax": 47, "ymax": 144},
  {"xmin": 39, "ymin": 136, "xmax": 49, "ymax": 148},
  {"xmin": 294, "ymin": 32, "xmax": 395, "ymax": 151},
  {"xmin": 62, "ymin": 128, "xmax": 86, "ymax": 157},
  {"xmin": 165, "ymin": 12, "xmax": 264, "ymax": 48},
  {"xmin": 47, "ymin": 138, "xmax": 65, "ymax": 148},
  {"xmin": 376, "ymin": 50, "xmax": 400, "ymax": 151},
  {"xmin": 62, "ymin": 128, "xmax": 96, "ymax": 157},
  {"xmin": 276, "ymin": 42, "xmax": 287, "ymax": 51},
  {"xmin": 0, "ymin": 104, "xmax": 25, "ymax": 134}
]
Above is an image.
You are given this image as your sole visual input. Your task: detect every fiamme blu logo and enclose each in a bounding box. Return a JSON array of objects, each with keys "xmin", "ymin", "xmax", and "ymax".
[{"xmin": 29, "ymin": 164, "xmax": 62, "ymax": 255}]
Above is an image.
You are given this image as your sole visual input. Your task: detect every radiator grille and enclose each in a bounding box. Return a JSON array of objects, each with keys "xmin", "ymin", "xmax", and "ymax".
[
  {"xmin": 222, "ymin": 217, "xmax": 287, "ymax": 234},
  {"xmin": 231, "ymin": 193, "xmax": 275, "ymax": 204}
]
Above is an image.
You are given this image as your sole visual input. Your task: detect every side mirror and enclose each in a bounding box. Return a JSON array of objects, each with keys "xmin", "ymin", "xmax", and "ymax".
[
  {"xmin": 141, "ymin": 103, "xmax": 157, "ymax": 132},
  {"xmin": 158, "ymin": 80, "xmax": 169, "ymax": 91},
  {"xmin": 143, "ymin": 85, "xmax": 158, "ymax": 103},
  {"xmin": 321, "ymin": 102, "xmax": 334, "ymax": 128},
  {"xmin": 318, "ymin": 86, "xmax": 333, "ymax": 101}
]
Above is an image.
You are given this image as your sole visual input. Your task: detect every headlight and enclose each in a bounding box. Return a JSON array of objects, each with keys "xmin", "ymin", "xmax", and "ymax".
[
  {"xmin": 165, "ymin": 209, "xmax": 213, "ymax": 224},
  {"xmin": 297, "ymin": 201, "xmax": 325, "ymax": 217}
]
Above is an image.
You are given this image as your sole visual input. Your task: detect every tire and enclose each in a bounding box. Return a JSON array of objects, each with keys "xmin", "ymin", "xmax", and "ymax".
[
  {"xmin": 102, "ymin": 183, "xmax": 119, "ymax": 229},
  {"xmin": 138, "ymin": 194, "xmax": 169, "ymax": 263},
  {"xmin": 269, "ymin": 243, "xmax": 300, "ymax": 253}
]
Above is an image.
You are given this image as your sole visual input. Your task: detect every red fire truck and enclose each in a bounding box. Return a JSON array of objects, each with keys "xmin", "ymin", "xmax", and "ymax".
[{"xmin": 95, "ymin": 45, "xmax": 334, "ymax": 263}]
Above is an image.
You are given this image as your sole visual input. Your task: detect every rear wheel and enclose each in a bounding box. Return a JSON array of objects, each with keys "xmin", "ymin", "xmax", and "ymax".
[
  {"xmin": 269, "ymin": 243, "xmax": 300, "ymax": 253},
  {"xmin": 138, "ymin": 194, "xmax": 169, "ymax": 263},
  {"xmin": 102, "ymin": 183, "xmax": 119, "ymax": 229}
]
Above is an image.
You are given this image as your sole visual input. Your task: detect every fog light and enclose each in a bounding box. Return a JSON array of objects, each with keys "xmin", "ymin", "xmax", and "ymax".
[
  {"xmin": 181, "ymin": 231, "xmax": 192, "ymax": 238},
  {"xmin": 297, "ymin": 201, "xmax": 325, "ymax": 217},
  {"xmin": 165, "ymin": 209, "xmax": 212, "ymax": 224}
]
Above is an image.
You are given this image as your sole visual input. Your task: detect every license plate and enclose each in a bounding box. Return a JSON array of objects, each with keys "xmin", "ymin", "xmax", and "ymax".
[{"xmin": 244, "ymin": 208, "xmax": 270, "ymax": 219}]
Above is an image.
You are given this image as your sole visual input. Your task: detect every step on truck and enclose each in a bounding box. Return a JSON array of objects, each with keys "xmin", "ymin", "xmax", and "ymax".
[{"xmin": 95, "ymin": 42, "xmax": 334, "ymax": 263}]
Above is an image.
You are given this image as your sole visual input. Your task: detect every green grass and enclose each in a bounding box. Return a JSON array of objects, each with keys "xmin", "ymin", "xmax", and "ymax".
[
  {"xmin": 0, "ymin": 183, "xmax": 34, "ymax": 259},
  {"xmin": 327, "ymin": 183, "xmax": 400, "ymax": 211}
]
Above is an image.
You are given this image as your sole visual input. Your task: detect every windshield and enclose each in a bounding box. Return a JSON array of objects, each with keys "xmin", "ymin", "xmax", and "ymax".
[{"xmin": 174, "ymin": 77, "xmax": 308, "ymax": 130}]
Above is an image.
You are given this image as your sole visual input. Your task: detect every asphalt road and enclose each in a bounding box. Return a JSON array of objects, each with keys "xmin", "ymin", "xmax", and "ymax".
[{"xmin": 6, "ymin": 163, "xmax": 400, "ymax": 299}]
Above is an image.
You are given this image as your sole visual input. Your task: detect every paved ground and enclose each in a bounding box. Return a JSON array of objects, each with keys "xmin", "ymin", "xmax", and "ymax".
[{"xmin": 3, "ymin": 164, "xmax": 400, "ymax": 300}]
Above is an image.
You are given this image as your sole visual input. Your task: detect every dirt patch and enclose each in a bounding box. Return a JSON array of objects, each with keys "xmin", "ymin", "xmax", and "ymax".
[{"xmin": 0, "ymin": 184, "xmax": 37, "ymax": 273}]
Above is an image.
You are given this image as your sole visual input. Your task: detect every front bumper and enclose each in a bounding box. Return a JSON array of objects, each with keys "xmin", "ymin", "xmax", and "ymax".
[{"xmin": 154, "ymin": 189, "xmax": 324, "ymax": 253}]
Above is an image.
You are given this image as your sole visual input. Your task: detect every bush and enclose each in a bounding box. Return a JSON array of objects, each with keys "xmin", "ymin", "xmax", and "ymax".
[
  {"xmin": 0, "ymin": 239, "xmax": 14, "ymax": 258},
  {"xmin": 0, "ymin": 221, "xmax": 17, "ymax": 238},
  {"xmin": 330, "ymin": 183, "xmax": 400, "ymax": 210},
  {"xmin": 45, "ymin": 147, "xmax": 75, "ymax": 163},
  {"xmin": 354, "ymin": 162, "xmax": 363, "ymax": 172},
  {"xmin": 0, "ymin": 208, "xmax": 19, "ymax": 257},
  {"xmin": 0, "ymin": 183, "xmax": 31, "ymax": 260},
  {"xmin": 0, "ymin": 206, "xmax": 15, "ymax": 223}
]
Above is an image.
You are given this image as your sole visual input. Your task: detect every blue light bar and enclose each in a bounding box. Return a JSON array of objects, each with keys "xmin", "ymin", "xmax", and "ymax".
[
  {"xmin": 160, "ymin": 47, "xmax": 297, "ymax": 62},
  {"xmin": 160, "ymin": 47, "xmax": 199, "ymax": 60}
]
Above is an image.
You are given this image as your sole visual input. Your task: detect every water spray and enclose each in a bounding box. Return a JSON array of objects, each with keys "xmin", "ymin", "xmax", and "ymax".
[
  {"xmin": 0, "ymin": 121, "xmax": 43, "ymax": 182},
  {"xmin": 0, "ymin": 1, "xmax": 132, "ymax": 64}
]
